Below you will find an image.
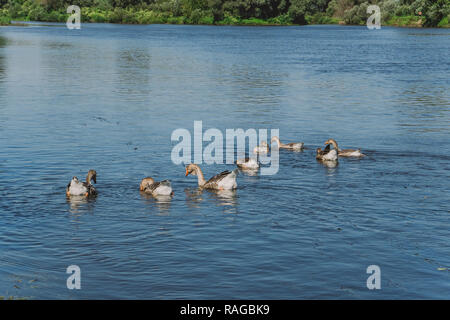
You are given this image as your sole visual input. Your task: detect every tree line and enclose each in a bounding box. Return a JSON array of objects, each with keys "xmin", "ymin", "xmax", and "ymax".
[{"xmin": 1, "ymin": 0, "xmax": 449, "ymax": 27}]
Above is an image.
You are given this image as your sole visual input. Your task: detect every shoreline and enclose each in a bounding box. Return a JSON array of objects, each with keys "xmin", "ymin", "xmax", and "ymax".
[{"xmin": 3, "ymin": 20, "xmax": 449, "ymax": 29}]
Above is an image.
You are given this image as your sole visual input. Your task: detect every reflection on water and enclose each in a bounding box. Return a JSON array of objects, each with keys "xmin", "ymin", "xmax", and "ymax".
[
  {"xmin": 318, "ymin": 160, "xmax": 339, "ymax": 169},
  {"xmin": 0, "ymin": 24, "xmax": 449, "ymax": 299},
  {"xmin": 140, "ymin": 191, "xmax": 172, "ymax": 215},
  {"xmin": 238, "ymin": 168, "xmax": 259, "ymax": 176},
  {"xmin": 184, "ymin": 188, "xmax": 204, "ymax": 209},
  {"xmin": 66, "ymin": 196, "xmax": 96, "ymax": 214},
  {"xmin": 0, "ymin": 35, "xmax": 6, "ymax": 102},
  {"xmin": 184, "ymin": 187, "xmax": 238, "ymax": 212},
  {"xmin": 208, "ymin": 189, "xmax": 239, "ymax": 209}
]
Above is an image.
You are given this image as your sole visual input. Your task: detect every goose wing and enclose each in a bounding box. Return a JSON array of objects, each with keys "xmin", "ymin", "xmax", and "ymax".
[
  {"xmin": 145, "ymin": 180, "xmax": 170, "ymax": 192},
  {"xmin": 285, "ymin": 142, "xmax": 303, "ymax": 149},
  {"xmin": 82, "ymin": 182, "xmax": 97, "ymax": 196},
  {"xmin": 145, "ymin": 181, "xmax": 161, "ymax": 193},
  {"xmin": 322, "ymin": 143, "xmax": 331, "ymax": 154},
  {"xmin": 206, "ymin": 170, "xmax": 231, "ymax": 184},
  {"xmin": 204, "ymin": 170, "xmax": 237, "ymax": 189},
  {"xmin": 341, "ymin": 148, "xmax": 357, "ymax": 153},
  {"xmin": 144, "ymin": 180, "xmax": 172, "ymax": 196}
]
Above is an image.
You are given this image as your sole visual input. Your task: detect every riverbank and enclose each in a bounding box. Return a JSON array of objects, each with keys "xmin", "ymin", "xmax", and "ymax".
[
  {"xmin": 1, "ymin": 8, "xmax": 449, "ymax": 28},
  {"xmin": 2, "ymin": 17, "xmax": 449, "ymax": 28}
]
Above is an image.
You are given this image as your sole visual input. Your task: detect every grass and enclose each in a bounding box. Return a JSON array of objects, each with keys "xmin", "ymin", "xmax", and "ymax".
[
  {"xmin": 438, "ymin": 16, "xmax": 449, "ymax": 28},
  {"xmin": 306, "ymin": 13, "xmax": 340, "ymax": 25},
  {"xmin": 386, "ymin": 15, "xmax": 423, "ymax": 27}
]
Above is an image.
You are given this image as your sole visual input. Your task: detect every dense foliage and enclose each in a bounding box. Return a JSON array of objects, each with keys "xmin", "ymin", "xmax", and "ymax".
[{"xmin": 0, "ymin": 0, "xmax": 449, "ymax": 26}]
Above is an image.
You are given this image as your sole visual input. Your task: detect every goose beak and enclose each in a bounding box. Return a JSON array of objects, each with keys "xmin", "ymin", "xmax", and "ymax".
[
  {"xmin": 93, "ymin": 176, "xmax": 97, "ymax": 184},
  {"xmin": 185, "ymin": 168, "xmax": 189, "ymax": 176}
]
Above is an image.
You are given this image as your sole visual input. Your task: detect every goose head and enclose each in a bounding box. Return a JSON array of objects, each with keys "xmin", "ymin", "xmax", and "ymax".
[
  {"xmin": 270, "ymin": 136, "xmax": 281, "ymax": 145},
  {"xmin": 140, "ymin": 177, "xmax": 155, "ymax": 191},
  {"xmin": 316, "ymin": 147, "xmax": 322, "ymax": 155},
  {"xmin": 185, "ymin": 164, "xmax": 199, "ymax": 176},
  {"xmin": 324, "ymin": 139, "xmax": 338, "ymax": 148}
]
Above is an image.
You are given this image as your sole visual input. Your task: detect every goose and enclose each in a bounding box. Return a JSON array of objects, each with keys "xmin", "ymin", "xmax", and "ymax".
[
  {"xmin": 140, "ymin": 177, "xmax": 173, "ymax": 196},
  {"xmin": 271, "ymin": 136, "xmax": 304, "ymax": 150},
  {"xmin": 236, "ymin": 157, "xmax": 259, "ymax": 170},
  {"xmin": 253, "ymin": 141, "xmax": 269, "ymax": 154},
  {"xmin": 316, "ymin": 144, "xmax": 338, "ymax": 161},
  {"xmin": 140, "ymin": 177, "xmax": 155, "ymax": 191},
  {"xmin": 66, "ymin": 170, "xmax": 97, "ymax": 197},
  {"xmin": 185, "ymin": 164, "xmax": 238, "ymax": 190},
  {"xmin": 324, "ymin": 139, "xmax": 365, "ymax": 157}
]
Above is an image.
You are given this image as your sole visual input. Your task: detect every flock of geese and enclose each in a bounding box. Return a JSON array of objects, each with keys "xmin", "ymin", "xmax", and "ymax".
[{"xmin": 66, "ymin": 137, "xmax": 365, "ymax": 198}]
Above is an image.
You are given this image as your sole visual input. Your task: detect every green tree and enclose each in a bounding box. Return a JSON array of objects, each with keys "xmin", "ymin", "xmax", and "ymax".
[{"xmin": 287, "ymin": 0, "xmax": 309, "ymax": 24}]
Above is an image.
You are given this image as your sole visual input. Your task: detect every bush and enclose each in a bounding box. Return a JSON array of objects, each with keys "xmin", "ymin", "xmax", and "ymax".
[
  {"xmin": 240, "ymin": 17, "xmax": 269, "ymax": 25},
  {"xmin": 424, "ymin": 0, "xmax": 447, "ymax": 27},
  {"xmin": 437, "ymin": 15, "xmax": 449, "ymax": 27},
  {"xmin": 343, "ymin": 2, "xmax": 369, "ymax": 25},
  {"xmin": 88, "ymin": 9, "xmax": 108, "ymax": 22},
  {"xmin": 167, "ymin": 15, "xmax": 184, "ymax": 24},
  {"xmin": 198, "ymin": 14, "xmax": 213, "ymax": 24},
  {"xmin": 306, "ymin": 12, "xmax": 339, "ymax": 24},
  {"xmin": 47, "ymin": 10, "xmax": 67, "ymax": 22},
  {"xmin": 216, "ymin": 13, "xmax": 240, "ymax": 25},
  {"xmin": 27, "ymin": 4, "xmax": 47, "ymax": 21},
  {"xmin": 395, "ymin": 4, "xmax": 414, "ymax": 16},
  {"xmin": 288, "ymin": 0, "xmax": 309, "ymax": 24},
  {"xmin": 267, "ymin": 14, "xmax": 292, "ymax": 25},
  {"xmin": 0, "ymin": 9, "xmax": 11, "ymax": 25},
  {"xmin": 387, "ymin": 15, "xmax": 422, "ymax": 26},
  {"xmin": 0, "ymin": 0, "xmax": 448, "ymax": 27},
  {"xmin": 380, "ymin": 0, "xmax": 399, "ymax": 22},
  {"xmin": 107, "ymin": 7, "xmax": 139, "ymax": 23}
]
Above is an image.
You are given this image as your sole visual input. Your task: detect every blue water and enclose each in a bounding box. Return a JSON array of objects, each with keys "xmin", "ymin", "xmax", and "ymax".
[{"xmin": 0, "ymin": 23, "xmax": 449, "ymax": 299}]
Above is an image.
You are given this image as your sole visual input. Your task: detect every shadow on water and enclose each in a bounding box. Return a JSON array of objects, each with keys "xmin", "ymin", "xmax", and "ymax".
[
  {"xmin": 0, "ymin": 35, "xmax": 7, "ymax": 48},
  {"xmin": 237, "ymin": 168, "xmax": 259, "ymax": 176},
  {"xmin": 208, "ymin": 189, "xmax": 239, "ymax": 208},
  {"xmin": 184, "ymin": 187, "xmax": 239, "ymax": 214},
  {"xmin": 317, "ymin": 159, "xmax": 339, "ymax": 170},
  {"xmin": 66, "ymin": 195, "xmax": 97, "ymax": 215}
]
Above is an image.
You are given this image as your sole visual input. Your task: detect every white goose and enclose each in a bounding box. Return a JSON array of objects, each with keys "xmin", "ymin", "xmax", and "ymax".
[
  {"xmin": 324, "ymin": 139, "xmax": 365, "ymax": 157},
  {"xmin": 66, "ymin": 170, "xmax": 97, "ymax": 197},
  {"xmin": 236, "ymin": 157, "xmax": 259, "ymax": 170},
  {"xmin": 253, "ymin": 141, "xmax": 269, "ymax": 154},
  {"xmin": 140, "ymin": 177, "xmax": 173, "ymax": 196},
  {"xmin": 271, "ymin": 136, "xmax": 304, "ymax": 151},
  {"xmin": 316, "ymin": 144, "xmax": 338, "ymax": 161}
]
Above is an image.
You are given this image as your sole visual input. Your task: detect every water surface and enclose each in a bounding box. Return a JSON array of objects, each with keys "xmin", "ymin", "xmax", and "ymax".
[{"xmin": 0, "ymin": 23, "xmax": 449, "ymax": 299}]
